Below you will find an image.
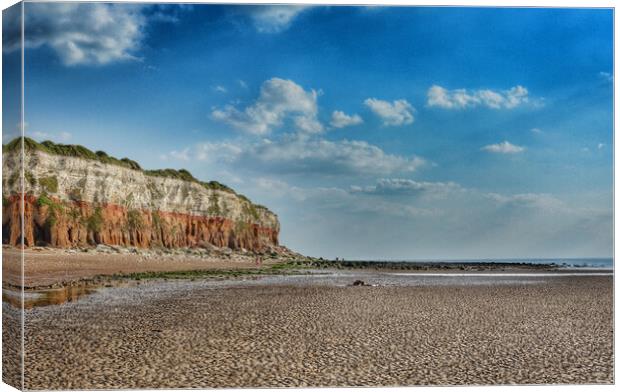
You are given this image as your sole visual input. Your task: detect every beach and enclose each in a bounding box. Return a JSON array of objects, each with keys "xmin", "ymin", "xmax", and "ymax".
[
  {"xmin": 5, "ymin": 269, "xmax": 613, "ymax": 389},
  {"xmin": 2, "ymin": 247, "xmax": 292, "ymax": 288}
]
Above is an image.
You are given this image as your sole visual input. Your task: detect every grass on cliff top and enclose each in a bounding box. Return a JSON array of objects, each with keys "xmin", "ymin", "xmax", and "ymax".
[
  {"xmin": 4, "ymin": 137, "xmax": 142, "ymax": 170},
  {"xmin": 3, "ymin": 137, "xmax": 267, "ymax": 210}
]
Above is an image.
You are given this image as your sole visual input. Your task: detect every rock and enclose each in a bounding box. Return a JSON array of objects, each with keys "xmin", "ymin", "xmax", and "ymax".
[
  {"xmin": 2, "ymin": 146, "xmax": 280, "ymax": 253},
  {"xmin": 96, "ymin": 244, "xmax": 113, "ymax": 253}
]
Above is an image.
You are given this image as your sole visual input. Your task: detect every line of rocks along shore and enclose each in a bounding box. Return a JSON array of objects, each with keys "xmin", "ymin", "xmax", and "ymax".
[{"xmin": 9, "ymin": 243, "xmax": 566, "ymax": 271}]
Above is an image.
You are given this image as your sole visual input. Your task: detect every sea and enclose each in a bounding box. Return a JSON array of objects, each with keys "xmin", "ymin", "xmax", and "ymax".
[{"xmin": 365, "ymin": 258, "xmax": 614, "ymax": 269}]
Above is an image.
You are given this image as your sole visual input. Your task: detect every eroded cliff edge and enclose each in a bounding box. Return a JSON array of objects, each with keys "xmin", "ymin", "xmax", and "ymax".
[{"xmin": 2, "ymin": 138, "xmax": 280, "ymax": 253}]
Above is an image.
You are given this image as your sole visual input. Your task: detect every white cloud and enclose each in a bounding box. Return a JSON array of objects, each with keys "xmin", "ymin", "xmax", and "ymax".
[
  {"xmin": 238, "ymin": 80, "xmax": 248, "ymax": 88},
  {"xmin": 4, "ymin": 3, "xmax": 147, "ymax": 65},
  {"xmin": 427, "ymin": 85, "xmax": 530, "ymax": 109},
  {"xmin": 351, "ymin": 178, "xmax": 462, "ymax": 198},
  {"xmin": 598, "ymin": 143, "xmax": 605, "ymax": 150},
  {"xmin": 58, "ymin": 131, "xmax": 72, "ymax": 141},
  {"xmin": 245, "ymin": 137, "xmax": 425, "ymax": 175},
  {"xmin": 161, "ymin": 148, "xmax": 190, "ymax": 162},
  {"xmin": 250, "ymin": 5, "xmax": 311, "ymax": 33},
  {"xmin": 194, "ymin": 141, "xmax": 243, "ymax": 163},
  {"xmin": 531, "ymin": 128, "xmax": 542, "ymax": 134},
  {"xmin": 293, "ymin": 115, "xmax": 324, "ymax": 134},
  {"xmin": 255, "ymin": 177, "xmax": 311, "ymax": 201},
  {"xmin": 211, "ymin": 77, "xmax": 322, "ymax": 135},
  {"xmin": 247, "ymin": 175, "xmax": 610, "ymax": 259},
  {"xmin": 486, "ymin": 192, "xmax": 566, "ymax": 213},
  {"xmin": 330, "ymin": 111, "xmax": 363, "ymax": 128},
  {"xmin": 481, "ymin": 141, "xmax": 525, "ymax": 154},
  {"xmin": 599, "ymin": 72, "xmax": 613, "ymax": 83},
  {"xmin": 254, "ymin": 178, "xmax": 438, "ymax": 218},
  {"xmin": 167, "ymin": 134, "xmax": 426, "ymax": 177},
  {"xmin": 213, "ymin": 85, "xmax": 227, "ymax": 93},
  {"xmin": 364, "ymin": 98, "xmax": 415, "ymax": 126},
  {"xmin": 30, "ymin": 131, "xmax": 72, "ymax": 142},
  {"xmin": 349, "ymin": 198, "xmax": 438, "ymax": 218}
]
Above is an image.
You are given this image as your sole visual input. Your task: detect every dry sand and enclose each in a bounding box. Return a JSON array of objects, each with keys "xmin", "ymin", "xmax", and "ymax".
[
  {"xmin": 5, "ymin": 275, "xmax": 613, "ymax": 389},
  {"xmin": 3, "ymin": 247, "xmax": 281, "ymax": 288}
]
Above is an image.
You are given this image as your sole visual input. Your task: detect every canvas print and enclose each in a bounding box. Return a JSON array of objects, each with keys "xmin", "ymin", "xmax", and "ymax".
[{"xmin": 1, "ymin": 2, "xmax": 614, "ymax": 390}]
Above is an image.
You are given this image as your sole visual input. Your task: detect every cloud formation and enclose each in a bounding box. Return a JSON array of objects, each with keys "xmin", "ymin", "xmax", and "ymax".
[
  {"xmin": 2, "ymin": 3, "xmax": 187, "ymax": 65},
  {"xmin": 211, "ymin": 77, "xmax": 322, "ymax": 135},
  {"xmin": 242, "ymin": 137, "xmax": 425, "ymax": 175},
  {"xmin": 250, "ymin": 175, "xmax": 609, "ymax": 260},
  {"xmin": 250, "ymin": 5, "xmax": 311, "ymax": 33},
  {"xmin": 330, "ymin": 111, "xmax": 363, "ymax": 128},
  {"xmin": 486, "ymin": 192, "xmax": 566, "ymax": 212},
  {"xmin": 255, "ymin": 178, "xmax": 438, "ymax": 218},
  {"xmin": 364, "ymin": 98, "xmax": 415, "ymax": 126},
  {"xmin": 166, "ymin": 134, "xmax": 426, "ymax": 177},
  {"xmin": 481, "ymin": 141, "xmax": 525, "ymax": 154},
  {"xmin": 160, "ymin": 148, "xmax": 191, "ymax": 162},
  {"xmin": 599, "ymin": 71, "xmax": 613, "ymax": 83},
  {"xmin": 31, "ymin": 131, "xmax": 72, "ymax": 142},
  {"xmin": 427, "ymin": 85, "xmax": 530, "ymax": 109},
  {"xmin": 351, "ymin": 178, "xmax": 462, "ymax": 198},
  {"xmin": 3, "ymin": 3, "xmax": 147, "ymax": 65}
]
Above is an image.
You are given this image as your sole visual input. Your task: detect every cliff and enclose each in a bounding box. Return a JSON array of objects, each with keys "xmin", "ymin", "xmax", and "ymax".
[{"xmin": 2, "ymin": 137, "xmax": 280, "ymax": 252}]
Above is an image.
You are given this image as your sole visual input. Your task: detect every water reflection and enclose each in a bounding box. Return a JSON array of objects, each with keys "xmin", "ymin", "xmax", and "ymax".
[{"xmin": 3, "ymin": 285, "xmax": 96, "ymax": 309}]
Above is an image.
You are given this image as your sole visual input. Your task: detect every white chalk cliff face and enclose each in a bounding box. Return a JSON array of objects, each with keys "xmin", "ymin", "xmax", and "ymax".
[{"xmin": 2, "ymin": 140, "xmax": 280, "ymax": 251}]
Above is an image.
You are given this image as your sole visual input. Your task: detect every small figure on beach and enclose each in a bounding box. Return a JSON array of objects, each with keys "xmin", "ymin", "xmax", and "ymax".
[{"xmin": 255, "ymin": 256, "xmax": 262, "ymax": 267}]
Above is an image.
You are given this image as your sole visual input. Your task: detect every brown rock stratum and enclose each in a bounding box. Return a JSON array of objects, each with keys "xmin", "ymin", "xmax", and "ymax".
[{"xmin": 4, "ymin": 194, "xmax": 278, "ymax": 250}]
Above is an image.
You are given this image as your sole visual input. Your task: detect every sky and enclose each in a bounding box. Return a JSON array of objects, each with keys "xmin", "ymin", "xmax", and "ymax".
[{"xmin": 2, "ymin": 4, "xmax": 613, "ymax": 259}]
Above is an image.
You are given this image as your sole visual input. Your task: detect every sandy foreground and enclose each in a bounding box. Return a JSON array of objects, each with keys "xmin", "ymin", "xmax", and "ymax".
[{"xmin": 2, "ymin": 272, "xmax": 613, "ymax": 389}]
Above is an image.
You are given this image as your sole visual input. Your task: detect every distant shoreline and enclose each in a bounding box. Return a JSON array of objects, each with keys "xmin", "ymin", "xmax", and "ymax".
[
  {"xmin": 1, "ymin": 246, "xmax": 612, "ymax": 292},
  {"xmin": 307, "ymin": 258, "xmax": 613, "ymax": 271}
]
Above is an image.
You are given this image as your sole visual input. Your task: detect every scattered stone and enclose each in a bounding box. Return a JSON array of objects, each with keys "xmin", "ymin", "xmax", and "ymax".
[{"xmin": 95, "ymin": 244, "xmax": 113, "ymax": 253}]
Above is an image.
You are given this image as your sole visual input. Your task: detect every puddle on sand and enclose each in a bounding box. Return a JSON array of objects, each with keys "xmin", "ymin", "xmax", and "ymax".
[
  {"xmin": 2, "ymin": 279, "xmax": 144, "ymax": 309},
  {"xmin": 3, "ymin": 285, "xmax": 97, "ymax": 309}
]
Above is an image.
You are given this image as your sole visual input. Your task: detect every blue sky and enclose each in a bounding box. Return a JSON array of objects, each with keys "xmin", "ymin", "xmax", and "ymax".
[{"xmin": 2, "ymin": 4, "xmax": 613, "ymax": 259}]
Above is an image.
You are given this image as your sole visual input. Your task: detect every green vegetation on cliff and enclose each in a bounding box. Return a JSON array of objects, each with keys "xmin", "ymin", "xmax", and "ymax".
[
  {"xmin": 4, "ymin": 137, "xmax": 143, "ymax": 170},
  {"xmin": 3, "ymin": 137, "xmax": 270, "ymax": 219},
  {"xmin": 37, "ymin": 194, "xmax": 64, "ymax": 227},
  {"xmin": 39, "ymin": 176, "xmax": 58, "ymax": 193},
  {"xmin": 86, "ymin": 207, "xmax": 104, "ymax": 234}
]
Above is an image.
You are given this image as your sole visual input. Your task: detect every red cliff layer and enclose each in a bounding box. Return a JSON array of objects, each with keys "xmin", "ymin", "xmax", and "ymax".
[{"xmin": 2, "ymin": 194, "xmax": 279, "ymax": 251}]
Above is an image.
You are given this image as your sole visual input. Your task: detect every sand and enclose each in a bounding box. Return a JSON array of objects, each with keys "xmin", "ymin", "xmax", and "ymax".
[
  {"xmin": 6, "ymin": 274, "xmax": 613, "ymax": 389},
  {"xmin": 3, "ymin": 247, "xmax": 282, "ymax": 288}
]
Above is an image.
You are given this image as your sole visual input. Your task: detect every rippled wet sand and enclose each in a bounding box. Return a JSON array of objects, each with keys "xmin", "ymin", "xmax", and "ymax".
[
  {"xmin": 9, "ymin": 268, "xmax": 604, "ymax": 309},
  {"xmin": 12, "ymin": 272, "xmax": 614, "ymax": 388}
]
